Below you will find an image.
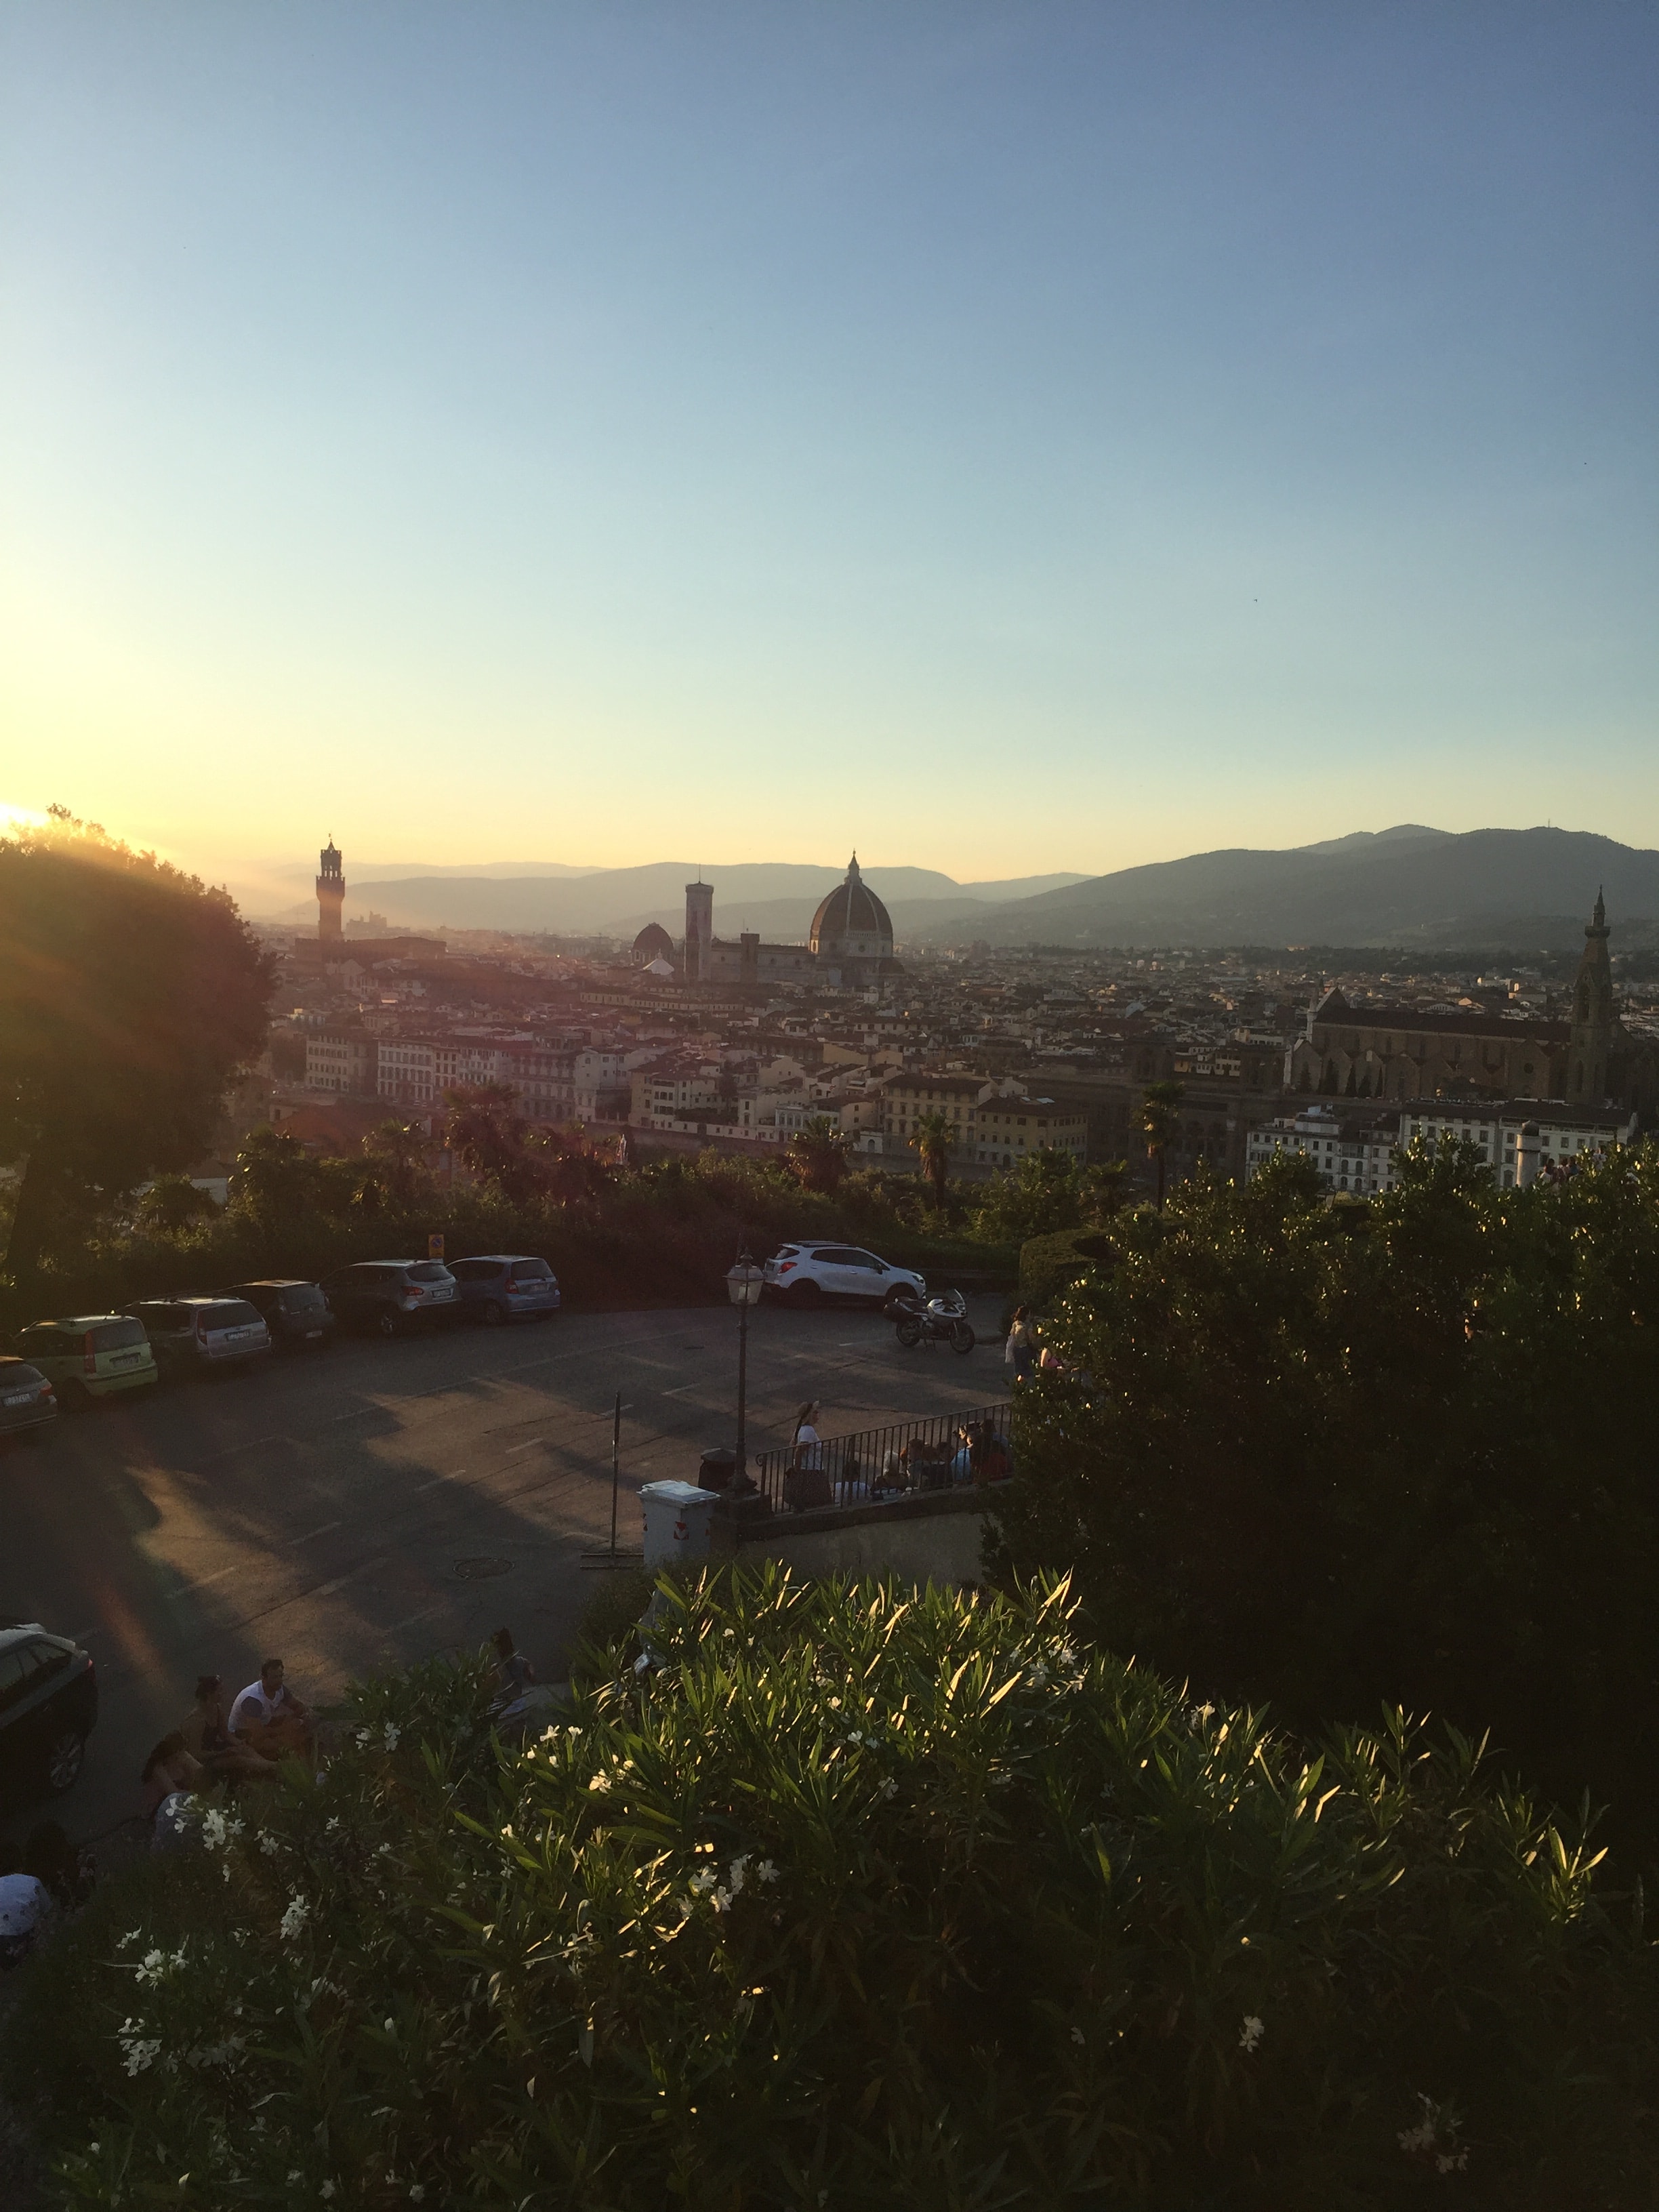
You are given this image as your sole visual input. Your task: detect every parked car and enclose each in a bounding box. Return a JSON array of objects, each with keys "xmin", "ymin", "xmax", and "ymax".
[
  {"xmin": 0, "ymin": 1620, "xmax": 98, "ymax": 1799},
  {"xmin": 320, "ymin": 1259, "xmax": 459, "ymax": 1337},
  {"xmin": 449, "ymin": 1255, "xmax": 561, "ymax": 1326},
  {"xmin": 763, "ymin": 1244, "xmax": 926, "ymax": 1310},
  {"xmin": 0, "ymin": 1357, "xmax": 56, "ymax": 1443},
  {"xmin": 121, "ymin": 1296, "xmax": 273, "ymax": 1378},
  {"xmin": 14, "ymin": 1314, "xmax": 159, "ymax": 1409},
  {"xmin": 220, "ymin": 1279, "xmax": 336, "ymax": 1351}
]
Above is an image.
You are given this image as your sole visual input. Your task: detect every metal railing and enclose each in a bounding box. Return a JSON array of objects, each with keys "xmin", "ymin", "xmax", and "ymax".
[{"xmin": 752, "ymin": 1400, "xmax": 1013, "ymax": 1514}]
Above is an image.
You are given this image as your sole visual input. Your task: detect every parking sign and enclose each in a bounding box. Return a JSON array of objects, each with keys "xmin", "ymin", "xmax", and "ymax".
[{"xmin": 428, "ymin": 1232, "xmax": 445, "ymax": 1261}]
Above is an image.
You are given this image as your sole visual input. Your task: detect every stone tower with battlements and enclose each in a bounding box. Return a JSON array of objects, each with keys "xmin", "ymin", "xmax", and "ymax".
[
  {"xmin": 316, "ymin": 838, "xmax": 346, "ymax": 943},
  {"xmin": 684, "ymin": 876, "xmax": 714, "ymax": 983}
]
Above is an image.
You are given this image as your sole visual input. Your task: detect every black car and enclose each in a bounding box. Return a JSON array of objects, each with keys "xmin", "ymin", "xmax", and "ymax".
[
  {"xmin": 0, "ymin": 1621, "xmax": 98, "ymax": 1799},
  {"xmin": 220, "ymin": 1279, "xmax": 336, "ymax": 1351},
  {"xmin": 320, "ymin": 1260, "xmax": 459, "ymax": 1337}
]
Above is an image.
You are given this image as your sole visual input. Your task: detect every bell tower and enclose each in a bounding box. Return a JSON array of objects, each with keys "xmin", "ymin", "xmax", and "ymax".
[
  {"xmin": 316, "ymin": 838, "xmax": 346, "ymax": 943},
  {"xmin": 1566, "ymin": 888, "xmax": 1614, "ymax": 1104},
  {"xmin": 684, "ymin": 876, "xmax": 713, "ymax": 983}
]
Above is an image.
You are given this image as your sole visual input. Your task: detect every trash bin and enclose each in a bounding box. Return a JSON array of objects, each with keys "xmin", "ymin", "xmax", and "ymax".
[
  {"xmin": 640, "ymin": 1479, "xmax": 720, "ymax": 1570},
  {"xmin": 697, "ymin": 1447, "xmax": 737, "ymax": 1493}
]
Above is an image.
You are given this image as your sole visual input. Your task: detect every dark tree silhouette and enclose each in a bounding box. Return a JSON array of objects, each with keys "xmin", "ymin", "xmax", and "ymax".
[
  {"xmin": 0, "ymin": 810, "xmax": 272, "ymax": 1284},
  {"xmin": 1135, "ymin": 1080, "xmax": 1185, "ymax": 1211}
]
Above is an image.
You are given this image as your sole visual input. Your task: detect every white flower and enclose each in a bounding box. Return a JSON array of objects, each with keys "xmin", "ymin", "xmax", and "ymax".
[
  {"xmin": 201, "ymin": 1806, "xmax": 243, "ymax": 1852},
  {"xmin": 287, "ymin": 2175, "xmax": 302, "ymax": 2185},
  {"xmin": 383, "ymin": 1722, "xmax": 401, "ymax": 1751},
  {"xmin": 587, "ymin": 1774, "xmax": 611, "ymax": 1793},
  {"xmin": 1071, "ymin": 2026, "xmax": 1085, "ymax": 2045},
  {"xmin": 258, "ymin": 1831, "xmax": 281, "ymax": 1856},
  {"xmin": 116, "ymin": 2020, "xmax": 162, "ymax": 2076},
  {"xmin": 279, "ymin": 1895, "xmax": 310, "ymax": 1943},
  {"xmin": 409, "ymin": 2191, "xmax": 426, "ymax": 2204},
  {"xmin": 1238, "ymin": 2015, "xmax": 1265, "ymax": 2053},
  {"xmin": 1436, "ymin": 2152, "xmax": 1469, "ymax": 2173},
  {"xmin": 384, "ymin": 2018, "xmax": 396, "ymax": 2036},
  {"xmin": 320, "ymin": 2184, "xmax": 336, "ymax": 2202},
  {"xmin": 877, "ymin": 1778, "xmax": 898, "ymax": 1802},
  {"xmin": 356, "ymin": 1728, "xmax": 371, "ymax": 1747},
  {"xmin": 689, "ymin": 1867, "xmax": 717, "ymax": 1895},
  {"xmin": 728, "ymin": 1855, "xmax": 748, "ymax": 1893},
  {"xmin": 757, "ymin": 1860, "xmax": 779, "ymax": 1884},
  {"xmin": 115, "ymin": 1929, "xmax": 138, "ymax": 1951}
]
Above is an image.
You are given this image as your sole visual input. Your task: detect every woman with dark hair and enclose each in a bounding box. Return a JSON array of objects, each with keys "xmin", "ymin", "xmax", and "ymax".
[
  {"xmin": 140, "ymin": 1732, "xmax": 203, "ymax": 1822},
  {"xmin": 1004, "ymin": 1306, "xmax": 1036, "ymax": 1385}
]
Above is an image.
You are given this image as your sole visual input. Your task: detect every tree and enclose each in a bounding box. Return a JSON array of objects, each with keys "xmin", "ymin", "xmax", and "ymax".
[
  {"xmin": 786, "ymin": 1115, "xmax": 848, "ymax": 1193},
  {"xmin": 360, "ymin": 1119, "xmax": 436, "ymax": 1210},
  {"xmin": 232, "ymin": 1126, "xmax": 319, "ymax": 1223},
  {"xmin": 133, "ymin": 1174, "xmax": 220, "ymax": 1236},
  {"xmin": 994, "ymin": 1138, "xmax": 1659, "ymax": 1855},
  {"xmin": 909, "ymin": 1109, "xmax": 954, "ymax": 1210},
  {"xmin": 444, "ymin": 1084, "xmax": 546, "ymax": 1206},
  {"xmin": 1135, "ymin": 1079, "xmax": 1185, "ymax": 1210},
  {"xmin": 971, "ymin": 1145, "xmax": 1092, "ymax": 1243},
  {"xmin": 0, "ymin": 810, "xmax": 272, "ymax": 1282}
]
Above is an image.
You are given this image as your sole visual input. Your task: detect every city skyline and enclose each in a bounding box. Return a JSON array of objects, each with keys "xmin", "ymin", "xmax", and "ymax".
[{"xmin": 3, "ymin": 3, "xmax": 1656, "ymax": 885}]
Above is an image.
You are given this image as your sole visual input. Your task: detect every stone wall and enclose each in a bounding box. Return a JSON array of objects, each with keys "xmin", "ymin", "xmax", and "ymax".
[{"xmin": 714, "ymin": 1486, "xmax": 1000, "ymax": 1589}]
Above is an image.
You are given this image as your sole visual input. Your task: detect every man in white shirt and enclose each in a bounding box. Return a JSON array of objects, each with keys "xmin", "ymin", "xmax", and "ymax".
[{"xmin": 229, "ymin": 1657, "xmax": 314, "ymax": 1759}]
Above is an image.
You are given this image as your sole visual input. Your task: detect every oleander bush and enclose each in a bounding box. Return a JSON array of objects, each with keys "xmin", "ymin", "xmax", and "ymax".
[{"xmin": 5, "ymin": 1570, "xmax": 1656, "ymax": 2209}]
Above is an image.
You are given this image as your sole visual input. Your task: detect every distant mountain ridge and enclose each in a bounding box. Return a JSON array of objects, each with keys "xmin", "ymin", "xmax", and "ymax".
[{"xmin": 900, "ymin": 827, "xmax": 1659, "ymax": 951}]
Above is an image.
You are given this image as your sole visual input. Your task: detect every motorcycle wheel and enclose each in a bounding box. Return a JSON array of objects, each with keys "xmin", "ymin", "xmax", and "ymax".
[
  {"xmin": 895, "ymin": 1315, "xmax": 922, "ymax": 1348},
  {"xmin": 949, "ymin": 1322, "xmax": 976, "ymax": 1354}
]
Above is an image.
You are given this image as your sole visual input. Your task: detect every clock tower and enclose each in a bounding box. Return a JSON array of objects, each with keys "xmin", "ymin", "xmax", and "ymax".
[{"xmin": 316, "ymin": 838, "xmax": 346, "ymax": 943}]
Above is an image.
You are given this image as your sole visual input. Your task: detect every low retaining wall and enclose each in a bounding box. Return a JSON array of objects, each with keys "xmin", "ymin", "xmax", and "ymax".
[{"xmin": 712, "ymin": 1484, "xmax": 1003, "ymax": 1589}]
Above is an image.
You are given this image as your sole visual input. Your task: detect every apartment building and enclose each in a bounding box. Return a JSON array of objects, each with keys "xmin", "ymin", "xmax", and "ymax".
[
  {"xmin": 377, "ymin": 1039, "xmax": 437, "ymax": 1106},
  {"xmin": 1400, "ymin": 1101, "xmax": 1638, "ymax": 1187},
  {"xmin": 1245, "ymin": 1106, "xmax": 1397, "ymax": 1194},
  {"xmin": 306, "ymin": 1027, "xmax": 378, "ymax": 1097}
]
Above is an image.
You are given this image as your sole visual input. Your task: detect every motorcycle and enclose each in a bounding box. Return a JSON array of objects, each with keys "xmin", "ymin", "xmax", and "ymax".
[{"xmin": 891, "ymin": 1288, "xmax": 975, "ymax": 1355}]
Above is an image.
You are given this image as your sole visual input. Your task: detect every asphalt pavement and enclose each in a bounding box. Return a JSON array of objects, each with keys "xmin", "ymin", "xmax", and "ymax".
[{"xmin": 1, "ymin": 1294, "xmax": 1010, "ymax": 1847}]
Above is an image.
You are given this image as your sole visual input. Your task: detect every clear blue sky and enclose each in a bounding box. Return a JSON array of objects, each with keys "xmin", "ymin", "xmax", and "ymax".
[{"xmin": 2, "ymin": 1, "xmax": 1654, "ymax": 901}]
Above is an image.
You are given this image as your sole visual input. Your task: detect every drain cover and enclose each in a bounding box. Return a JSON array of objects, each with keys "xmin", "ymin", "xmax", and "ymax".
[{"xmin": 453, "ymin": 1555, "xmax": 513, "ymax": 1580}]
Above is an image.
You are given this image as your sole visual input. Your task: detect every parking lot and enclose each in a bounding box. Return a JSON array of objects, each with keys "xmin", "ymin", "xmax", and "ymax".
[{"xmin": 1, "ymin": 1294, "xmax": 1010, "ymax": 1846}]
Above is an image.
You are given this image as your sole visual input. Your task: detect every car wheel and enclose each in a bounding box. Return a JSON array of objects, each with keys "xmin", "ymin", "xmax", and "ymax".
[
  {"xmin": 481, "ymin": 1300, "xmax": 504, "ymax": 1328},
  {"xmin": 788, "ymin": 1279, "xmax": 823, "ymax": 1307},
  {"xmin": 375, "ymin": 1309, "xmax": 402, "ymax": 1339},
  {"xmin": 43, "ymin": 1727, "xmax": 87, "ymax": 1795}
]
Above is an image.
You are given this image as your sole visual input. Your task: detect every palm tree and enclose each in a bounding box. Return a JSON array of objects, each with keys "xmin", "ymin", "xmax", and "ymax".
[
  {"xmin": 444, "ymin": 1083, "xmax": 544, "ymax": 1206},
  {"xmin": 1136, "ymin": 1081, "xmax": 1185, "ymax": 1211},
  {"xmin": 787, "ymin": 1115, "xmax": 848, "ymax": 1193},
  {"xmin": 911, "ymin": 1110, "xmax": 955, "ymax": 1211}
]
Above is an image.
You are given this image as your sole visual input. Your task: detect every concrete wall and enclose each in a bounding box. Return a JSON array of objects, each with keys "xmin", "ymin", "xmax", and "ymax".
[{"xmin": 717, "ymin": 1486, "xmax": 1000, "ymax": 1589}]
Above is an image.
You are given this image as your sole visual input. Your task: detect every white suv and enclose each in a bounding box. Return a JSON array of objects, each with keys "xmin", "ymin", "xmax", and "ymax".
[{"xmin": 763, "ymin": 1244, "xmax": 925, "ymax": 1311}]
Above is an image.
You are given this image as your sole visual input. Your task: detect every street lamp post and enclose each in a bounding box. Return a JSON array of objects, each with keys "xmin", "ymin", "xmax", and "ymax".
[{"xmin": 724, "ymin": 1250, "xmax": 766, "ymax": 1492}]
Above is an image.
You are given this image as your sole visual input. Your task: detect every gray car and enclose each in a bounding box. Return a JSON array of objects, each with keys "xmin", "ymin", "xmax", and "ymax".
[
  {"xmin": 121, "ymin": 1296, "xmax": 273, "ymax": 1378},
  {"xmin": 449, "ymin": 1255, "xmax": 561, "ymax": 1326},
  {"xmin": 0, "ymin": 1358, "xmax": 56, "ymax": 1443}
]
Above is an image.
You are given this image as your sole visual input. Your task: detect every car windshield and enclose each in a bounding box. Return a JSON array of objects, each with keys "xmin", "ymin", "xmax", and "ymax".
[
  {"xmin": 204, "ymin": 1302, "xmax": 262, "ymax": 1328},
  {"xmin": 509, "ymin": 1261, "xmax": 552, "ymax": 1281},
  {"xmin": 282, "ymin": 1286, "xmax": 327, "ymax": 1311},
  {"xmin": 89, "ymin": 1319, "xmax": 148, "ymax": 1351},
  {"xmin": 407, "ymin": 1264, "xmax": 451, "ymax": 1283},
  {"xmin": 3, "ymin": 1366, "xmax": 45, "ymax": 1388}
]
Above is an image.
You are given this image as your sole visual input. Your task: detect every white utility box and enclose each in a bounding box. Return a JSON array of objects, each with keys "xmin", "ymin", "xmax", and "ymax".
[{"xmin": 639, "ymin": 1479, "xmax": 719, "ymax": 1570}]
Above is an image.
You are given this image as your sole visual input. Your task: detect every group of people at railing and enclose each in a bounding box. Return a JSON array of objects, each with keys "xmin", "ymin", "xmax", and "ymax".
[{"xmin": 779, "ymin": 1401, "xmax": 1013, "ymax": 1511}]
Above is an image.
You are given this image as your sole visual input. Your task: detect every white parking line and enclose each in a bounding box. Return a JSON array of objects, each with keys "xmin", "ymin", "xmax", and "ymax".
[
  {"xmin": 412, "ymin": 1467, "xmax": 466, "ymax": 1492},
  {"xmin": 288, "ymin": 1520, "xmax": 342, "ymax": 1545},
  {"xmin": 504, "ymin": 1437, "xmax": 548, "ymax": 1456}
]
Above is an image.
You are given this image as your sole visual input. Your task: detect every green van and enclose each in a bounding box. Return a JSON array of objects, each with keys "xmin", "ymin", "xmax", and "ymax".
[{"xmin": 14, "ymin": 1315, "xmax": 159, "ymax": 1408}]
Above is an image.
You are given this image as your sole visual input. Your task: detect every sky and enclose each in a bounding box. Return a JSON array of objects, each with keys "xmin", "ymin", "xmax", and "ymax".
[{"xmin": 1, "ymin": 1, "xmax": 1656, "ymax": 907}]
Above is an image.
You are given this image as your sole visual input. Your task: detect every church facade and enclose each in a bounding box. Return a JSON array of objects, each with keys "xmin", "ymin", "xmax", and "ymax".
[{"xmin": 1286, "ymin": 894, "xmax": 1656, "ymax": 1112}]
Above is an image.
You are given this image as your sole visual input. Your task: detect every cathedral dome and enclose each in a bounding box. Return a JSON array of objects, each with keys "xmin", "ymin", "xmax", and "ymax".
[
  {"xmin": 631, "ymin": 921, "xmax": 676, "ymax": 967},
  {"xmin": 809, "ymin": 855, "xmax": 893, "ymax": 960}
]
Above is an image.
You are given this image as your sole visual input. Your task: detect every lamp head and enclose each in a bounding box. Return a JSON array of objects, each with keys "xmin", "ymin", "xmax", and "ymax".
[{"xmin": 725, "ymin": 1250, "xmax": 766, "ymax": 1307}]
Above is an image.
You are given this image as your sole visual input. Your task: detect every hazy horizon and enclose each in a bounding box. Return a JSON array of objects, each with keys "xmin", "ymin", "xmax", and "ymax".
[{"xmin": 3, "ymin": 4, "xmax": 1655, "ymax": 882}]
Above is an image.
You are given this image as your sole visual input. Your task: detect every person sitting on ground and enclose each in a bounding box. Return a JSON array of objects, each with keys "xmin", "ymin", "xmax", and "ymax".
[
  {"xmin": 140, "ymin": 1732, "xmax": 203, "ymax": 1822},
  {"xmin": 182, "ymin": 1675, "xmax": 279, "ymax": 1784},
  {"xmin": 488, "ymin": 1628, "xmax": 537, "ymax": 1719},
  {"xmin": 973, "ymin": 1420, "xmax": 1013, "ymax": 1484},
  {"xmin": 0, "ymin": 1841, "xmax": 54, "ymax": 1971},
  {"xmin": 23, "ymin": 1822, "xmax": 94, "ymax": 1913},
  {"xmin": 228, "ymin": 1658, "xmax": 314, "ymax": 1761}
]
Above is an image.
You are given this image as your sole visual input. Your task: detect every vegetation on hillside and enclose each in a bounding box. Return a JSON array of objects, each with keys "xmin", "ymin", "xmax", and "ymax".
[
  {"xmin": 996, "ymin": 1138, "xmax": 1659, "ymax": 1856},
  {"xmin": 5, "ymin": 1571, "xmax": 1653, "ymax": 2208}
]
